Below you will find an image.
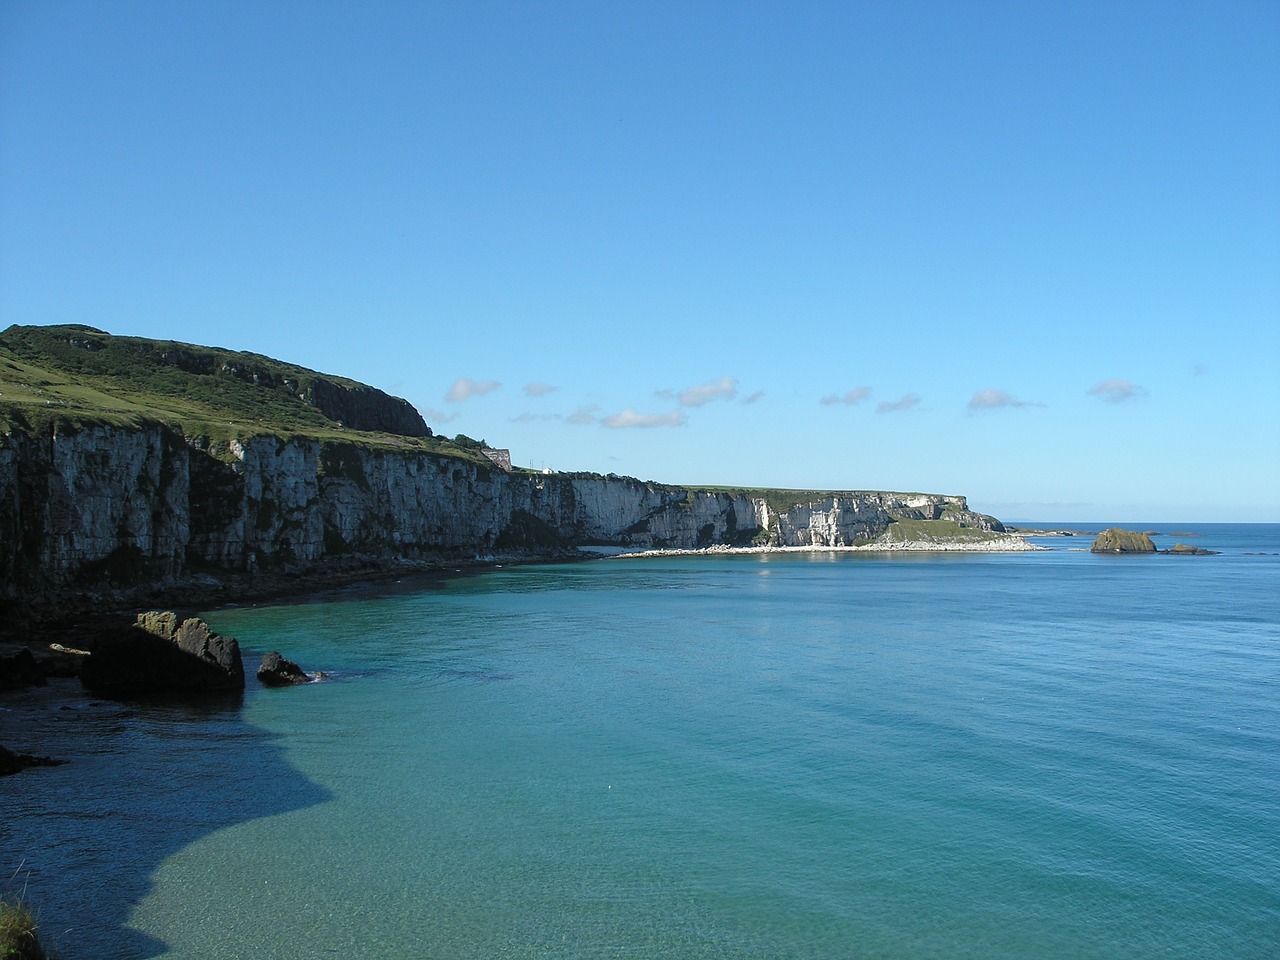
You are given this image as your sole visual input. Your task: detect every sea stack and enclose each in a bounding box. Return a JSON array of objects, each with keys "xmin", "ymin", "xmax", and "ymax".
[{"xmin": 1090, "ymin": 528, "xmax": 1157, "ymax": 554}]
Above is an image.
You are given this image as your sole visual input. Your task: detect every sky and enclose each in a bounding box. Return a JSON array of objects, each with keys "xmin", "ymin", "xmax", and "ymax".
[{"xmin": 2, "ymin": 1, "xmax": 1277, "ymax": 522}]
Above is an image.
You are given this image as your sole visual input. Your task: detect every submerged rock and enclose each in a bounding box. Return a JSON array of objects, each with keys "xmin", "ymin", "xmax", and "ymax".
[
  {"xmin": 1091, "ymin": 528, "xmax": 1156, "ymax": 554},
  {"xmin": 0, "ymin": 744, "xmax": 67, "ymax": 776},
  {"xmin": 80, "ymin": 612, "xmax": 245, "ymax": 696},
  {"xmin": 1164, "ymin": 543, "xmax": 1220, "ymax": 556},
  {"xmin": 257, "ymin": 652, "xmax": 311, "ymax": 686}
]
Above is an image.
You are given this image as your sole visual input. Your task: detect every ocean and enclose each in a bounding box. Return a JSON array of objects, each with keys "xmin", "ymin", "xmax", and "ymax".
[{"xmin": 3, "ymin": 523, "xmax": 1278, "ymax": 959}]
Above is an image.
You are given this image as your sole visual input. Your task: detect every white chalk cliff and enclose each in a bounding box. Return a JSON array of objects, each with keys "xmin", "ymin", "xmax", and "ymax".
[{"xmin": 0, "ymin": 423, "xmax": 1006, "ymax": 612}]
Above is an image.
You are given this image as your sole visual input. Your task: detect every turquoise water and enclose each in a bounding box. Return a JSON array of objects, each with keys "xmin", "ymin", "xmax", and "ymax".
[{"xmin": 3, "ymin": 524, "xmax": 1278, "ymax": 958}]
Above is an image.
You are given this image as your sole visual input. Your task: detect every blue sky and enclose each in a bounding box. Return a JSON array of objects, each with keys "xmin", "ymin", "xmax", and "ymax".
[{"xmin": 2, "ymin": 1, "xmax": 1277, "ymax": 521}]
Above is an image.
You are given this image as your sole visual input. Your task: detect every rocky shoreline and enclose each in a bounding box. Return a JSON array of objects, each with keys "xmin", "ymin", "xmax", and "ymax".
[
  {"xmin": 611, "ymin": 536, "xmax": 1043, "ymax": 558},
  {"xmin": 0, "ymin": 546, "xmax": 586, "ymax": 638}
]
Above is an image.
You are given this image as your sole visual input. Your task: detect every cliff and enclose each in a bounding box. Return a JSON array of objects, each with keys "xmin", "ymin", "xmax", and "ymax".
[{"xmin": 0, "ymin": 326, "xmax": 1013, "ymax": 617}]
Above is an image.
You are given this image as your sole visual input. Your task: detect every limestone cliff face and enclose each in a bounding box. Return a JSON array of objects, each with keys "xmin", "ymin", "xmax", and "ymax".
[{"xmin": 0, "ymin": 423, "xmax": 1001, "ymax": 611}]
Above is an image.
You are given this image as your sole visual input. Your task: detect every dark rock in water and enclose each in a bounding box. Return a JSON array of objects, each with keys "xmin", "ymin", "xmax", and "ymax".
[
  {"xmin": 0, "ymin": 648, "xmax": 46, "ymax": 690},
  {"xmin": 0, "ymin": 743, "xmax": 67, "ymax": 776},
  {"xmin": 1164, "ymin": 542, "xmax": 1220, "ymax": 556},
  {"xmin": 1091, "ymin": 528, "xmax": 1157, "ymax": 554},
  {"xmin": 41, "ymin": 642, "xmax": 91, "ymax": 677},
  {"xmin": 80, "ymin": 612, "xmax": 245, "ymax": 696},
  {"xmin": 138, "ymin": 612, "xmax": 245, "ymax": 684},
  {"xmin": 257, "ymin": 651, "xmax": 311, "ymax": 686}
]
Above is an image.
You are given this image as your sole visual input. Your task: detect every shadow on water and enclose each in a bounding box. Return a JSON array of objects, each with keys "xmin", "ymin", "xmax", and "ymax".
[{"xmin": 0, "ymin": 679, "xmax": 331, "ymax": 960}]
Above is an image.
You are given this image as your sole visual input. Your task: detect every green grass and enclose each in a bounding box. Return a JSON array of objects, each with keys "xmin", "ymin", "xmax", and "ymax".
[
  {"xmin": 0, "ymin": 325, "xmax": 491, "ymax": 465},
  {"xmin": 0, "ymin": 899, "xmax": 46, "ymax": 960},
  {"xmin": 880, "ymin": 519, "xmax": 1000, "ymax": 542}
]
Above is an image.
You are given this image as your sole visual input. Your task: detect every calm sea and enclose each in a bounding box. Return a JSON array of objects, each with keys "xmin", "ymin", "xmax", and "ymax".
[{"xmin": 3, "ymin": 523, "xmax": 1277, "ymax": 959}]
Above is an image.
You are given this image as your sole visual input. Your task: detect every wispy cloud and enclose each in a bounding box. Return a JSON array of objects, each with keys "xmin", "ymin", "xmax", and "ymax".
[
  {"xmin": 742, "ymin": 390, "xmax": 765, "ymax": 404},
  {"xmin": 446, "ymin": 378, "xmax": 501, "ymax": 402},
  {"xmin": 677, "ymin": 376, "xmax": 738, "ymax": 407},
  {"xmin": 1192, "ymin": 363, "xmax": 1209, "ymax": 377},
  {"xmin": 820, "ymin": 387, "xmax": 872, "ymax": 406},
  {"xmin": 877, "ymin": 394, "xmax": 920, "ymax": 414},
  {"xmin": 511, "ymin": 411, "xmax": 561, "ymax": 423},
  {"xmin": 602, "ymin": 408, "xmax": 687, "ymax": 429},
  {"xmin": 1088, "ymin": 379, "xmax": 1147, "ymax": 403},
  {"xmin": 422, "ymin": 407, "xmax": 459, "ymax": 425},
  {"xmin": 523, "ymin": 382, "xmax": 557, "ymax": 397},
  {"xmin": 967, "ymin": 388, "xmax": 1043, "ymax": 412},
  {"xmin": 566, "ymin": 405, "xmax": 599, "ymax": 425}
]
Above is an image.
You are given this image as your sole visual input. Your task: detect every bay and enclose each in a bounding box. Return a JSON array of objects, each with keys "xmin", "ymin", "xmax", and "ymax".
[{"xmin": 4, "ymin": 524, "xmax": 1278, "ymax": 958}]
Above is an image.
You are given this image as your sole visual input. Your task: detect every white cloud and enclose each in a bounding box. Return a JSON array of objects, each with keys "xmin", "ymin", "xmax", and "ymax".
[
  {"xmin": 523, "ymin": 382, "xmax": 556, "ymax": 397},
  {"xmin": 1088, "ymin": 379, "xmax": 1147, "ymax": 403},
  {"xmin": 967, "ymin": 388, "xmax": 1043, "ymax": 412},
  {"xmin": 602, "ymin": 408, "xmax": 687, "ymax": 429},
  {"xmin": 446, "ymin": 378, "xmax": 501, "ymax": 402},
  {"xmin": 742, "ymin": 390, "xmax": 765, "ymax": 404},
  {"xmin": 422, "ymin": 407, "xmax": 459, "ymax": 425},
  {"xmin": 678, "ymin": 376, "xmax": 738, "ymax": 407},
  {"xmin": 820, "ymin": 387, "xmax": 871, "ymax": 406},
  {"xmin": 566, "ymin": 405, "xmax": 599, "ymax": 425},
  {"xmin": 877, "ymin": 393, "xmax": 920, "ymax": 414},
  {"xmin": 511, "ymin": 412, "xmax": 561, "ymax": 423}
]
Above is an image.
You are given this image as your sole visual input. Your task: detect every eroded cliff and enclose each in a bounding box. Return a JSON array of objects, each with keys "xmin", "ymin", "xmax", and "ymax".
[
  {"xmin": 0, "ymin": 324, "xmax": 1017, "ymax": 617},
  {"xmin": 0, "ymin": 421, "xmax": 1004, "ymax": 615}
]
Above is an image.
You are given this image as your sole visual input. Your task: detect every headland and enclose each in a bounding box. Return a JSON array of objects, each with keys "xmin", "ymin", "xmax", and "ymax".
[{"xmin": 0, "ymin": 323, "xmax": 1030, "ymax": 627}]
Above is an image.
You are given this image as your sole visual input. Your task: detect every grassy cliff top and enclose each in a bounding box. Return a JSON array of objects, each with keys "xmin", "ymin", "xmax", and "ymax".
[
  {"xmin": 692, "ymin": 485, "xmax": 963, "ymax": 513},
  {"xmin": 0, "ymin": 324, "xmax": 485, "ymax": 461}
]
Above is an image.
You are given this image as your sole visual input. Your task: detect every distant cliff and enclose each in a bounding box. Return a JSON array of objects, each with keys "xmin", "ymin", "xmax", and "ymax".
[{"xmin": 0, "ymin": 325, "xmax": 1013, "ymax": 616}]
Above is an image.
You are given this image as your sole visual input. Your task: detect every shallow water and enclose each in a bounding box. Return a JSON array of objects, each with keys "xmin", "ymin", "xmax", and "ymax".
[{"xmin": 4, "ymin": 524, "xmax": 1278, "ymax": 958}]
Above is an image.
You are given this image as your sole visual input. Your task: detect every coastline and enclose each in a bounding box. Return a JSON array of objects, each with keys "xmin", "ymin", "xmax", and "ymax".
[
  {"xmin": 605, "ymin": 535, "xmax": 1045, "ymax": 559},
  {"xmin": 0, "ymin": 549, "xmax": 592, "ymax": 639},
  {"xmin": 5, "ymin": 534, "xmax": 1047, "ymax": 638}
]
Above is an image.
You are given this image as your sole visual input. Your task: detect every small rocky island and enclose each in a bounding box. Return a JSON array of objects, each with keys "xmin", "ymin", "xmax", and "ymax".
[
  {"xmin": 1164, "ymin": 542, "xmax": 1219, "ymax": 556},
  {"xmin": 1091, "ymin": 528, "xmax": 1157, "ymax": 553},
  {"xmin": 1091, "ymin": 528, "xmax": 1219, "ymax": 556}
]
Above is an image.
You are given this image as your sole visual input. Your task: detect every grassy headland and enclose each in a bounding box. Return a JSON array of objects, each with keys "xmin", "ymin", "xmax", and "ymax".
[{"xmin": 0, "ymin": 324, "xmax": 489, "ymax": 464}]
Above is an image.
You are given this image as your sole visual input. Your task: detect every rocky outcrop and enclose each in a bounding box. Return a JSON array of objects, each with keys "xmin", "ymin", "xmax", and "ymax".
[
  {"xmin": 0, "ymin": 422, "xmax": 1009, "ymax": 615},
  {"xmin": 0, "ymin": 648, "xmax": 46, "ymax": 690},
  {"xmin": 299, "ymin": 378, "xmax": 429, "ymax": 437},
  {"xmin": 80, "ymin": 614, "xmax": 244, "ymax": 696},
  {"xmin": 1165, "ymin": 543, "xmax": 1219, "ymax": 556},
  {"xmin": 0, "ymin": 744, "xmax": 66, "ymax": 776},
  {"xmin": 257, "ymin": 652, "xmax": 311, "ymax": 686},
  {"xmin": 1091, "ymin": 528, "xmax": 1157, "ymax": 553}
]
